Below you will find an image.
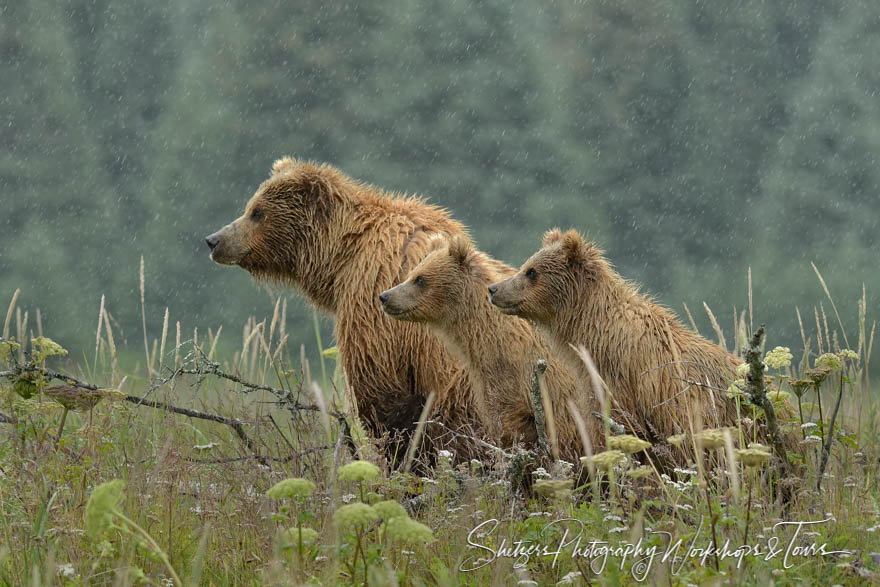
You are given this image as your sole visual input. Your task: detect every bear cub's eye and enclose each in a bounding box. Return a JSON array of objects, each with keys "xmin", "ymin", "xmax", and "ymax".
[
  {"xmin": 250, "ymin": 207, "xmax": 264, "ymax": 221},
  {"xmin": 525, "ymin": 267, "xmax": 537, "ymax": 281},
  {"xmin": 414, "ymin": 275, "xmax": 427, "ymax": 287}
]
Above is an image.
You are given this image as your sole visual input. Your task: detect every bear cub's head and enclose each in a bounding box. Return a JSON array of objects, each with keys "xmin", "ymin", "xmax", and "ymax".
[
  {"xmin": 488, "ymin": 228, "xmax": 600, "ymax": 324},
  {"xmin": 379, "ymin": 234, "xmax": 490, "ymax": 324},
  {"xmin": 205, "ymin": 157, "xmax": 346, "ymax": 281}
]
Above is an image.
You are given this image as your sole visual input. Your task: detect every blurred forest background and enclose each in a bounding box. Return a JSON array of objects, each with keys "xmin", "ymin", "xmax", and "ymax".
[{"xmin": 2, "ymin": 0, "xmax": 878, "ymax": 360}]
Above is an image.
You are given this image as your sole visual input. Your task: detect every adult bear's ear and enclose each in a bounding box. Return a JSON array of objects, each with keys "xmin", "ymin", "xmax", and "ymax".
[
  {"xmin": 543, "ymin": 228, "xmax": 564, "ymax": 247},
  {"xmin": 271, "ymin": 156, "xmax": 297, "ymax": 176},
  {"xmin": 448, "ymin": 234, "xmax": 473, "ymax": 266}
]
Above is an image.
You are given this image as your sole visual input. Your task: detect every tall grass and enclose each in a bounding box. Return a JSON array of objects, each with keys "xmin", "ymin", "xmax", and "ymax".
[{"xmin": 0, "ymin": 267, "xmax": 878, "ymax": 585}]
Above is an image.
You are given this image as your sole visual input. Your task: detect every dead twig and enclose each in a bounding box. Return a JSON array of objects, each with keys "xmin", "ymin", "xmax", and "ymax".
[{"xmin": 184, "ymin": 444, "xmax": 332, "ymax": 465}]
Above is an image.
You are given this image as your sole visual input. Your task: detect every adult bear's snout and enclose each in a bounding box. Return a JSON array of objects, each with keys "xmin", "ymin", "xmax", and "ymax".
[
  {"xmin": 487, "ymin": 284, "xmax": 498, "ymax": 296},
  {"xmin": 205, "ymin": 233, "xmax": 220, "ymax": 251},
  {"xmin": 378, "ymin": 291, "xmax": 390, "ymax": 304}
]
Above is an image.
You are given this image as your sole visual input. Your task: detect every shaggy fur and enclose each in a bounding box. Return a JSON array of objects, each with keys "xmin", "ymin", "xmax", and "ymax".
[
  {"xmin": 206, "ymin": 157, "xmax": 491, "ymax": 458},
  {"xmin": 490, "ymin": 229, "xmax": 748, "ymax": 451},
  {"xmin": 380, "ymin": 234, "xmax": 605, "ymax": 461}
]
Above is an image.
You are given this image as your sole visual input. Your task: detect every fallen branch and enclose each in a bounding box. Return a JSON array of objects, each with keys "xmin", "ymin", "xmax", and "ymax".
[
  {"xmin": 1, "ymin": 363, "xmax": 355, "ymax": 466},
  {"xmin": 184, "ymin": 444, "xmax": 332, "ymax": 465}
]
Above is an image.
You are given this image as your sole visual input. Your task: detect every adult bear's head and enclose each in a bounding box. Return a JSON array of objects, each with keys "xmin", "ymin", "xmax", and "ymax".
[{"xmin": 206, "ymin": 157, "xmax": 352, "ymax": 290}]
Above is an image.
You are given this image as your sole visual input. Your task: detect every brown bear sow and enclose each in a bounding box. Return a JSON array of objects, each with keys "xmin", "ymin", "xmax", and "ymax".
[
  {"xmin": 205, "ymin": 157, "xmax": 487, "ymax": 457},
  {"xmin": 379, "ymin": 234, "xmax": 605, "ymax": 461},
  {"xmin": 489, "ymin": 229, "xmax": 743, "ymax": 447}
]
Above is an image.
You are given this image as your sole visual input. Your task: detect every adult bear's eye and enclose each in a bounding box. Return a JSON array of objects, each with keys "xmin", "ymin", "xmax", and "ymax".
[
  {"xmin": 525, "ymin": 267, "xmax": 537, "ymax": 281},
  {"xmin": 414, "ymin": 275, "xmax": 426, "ymax": 287},
  {"xmin": 251, "ymin": 207, "xmax": 264, "ymax": 221}
]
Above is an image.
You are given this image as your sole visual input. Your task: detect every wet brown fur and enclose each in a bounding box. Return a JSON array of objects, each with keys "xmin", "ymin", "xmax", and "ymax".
[
  {"xmin": 381, "ymin": 234, "xmax": 605, "ymax": 461},
  {"xmin": 490, "ymin": 229, "xmax": 752, "ymax": 451},
  {"xmin": 208, "ymin": 157, "xmax": 494, "ymax": 457}
]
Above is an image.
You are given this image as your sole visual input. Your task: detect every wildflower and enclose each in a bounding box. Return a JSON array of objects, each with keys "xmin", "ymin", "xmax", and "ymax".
[
  {"xmin": 727, "ymin": 380, "xmax": 746, "ymax": 398},
  {"xmin": 815, "ymin": 353, "xmax": 842, "ymax": 371},
  {"xmin": 667, "ymin": 434, "xmax": 688, "ymax": 447},
  {"xmin": 533, "ymin": 479, "xmax": 573, "ymax": 500},
  {"xmin": 437, "ymin": 450, "xmax": 454, "ymax": 460},
  {"xmin": 532, "ymin": 467, "xmax": 551, "ymax": 479},
  {"xmin": 800, "ymin": 422, "xmax": 817, "ymax": 430},
  {"xmin": 0, "ymin": 340, "xmax": 20, "ymax": 362},
  {"xmin": 736, "ymin": 363, "xmax": 750, "ymax": 378},
  {"xmin": 12, "ymin": 397, "xmax": 63, "ymax": 416},
  {"xmin": 736, "ymin": 445, "xmax": 772, "ymax": 468},
  {"xmin": 673, "ymin": 467, "xmax": 698, "ymax": 476},
  {"xmin": 341, "ymin": 493, "xmax": 357, "ymax": 503},
  {"xmin": 333, "ymin": 503, "xmax": 377, "ymax": 531},
  {"xmin": 694, "ymin": 428, "xmax": 733, "ymax": 450},
  {"xmin": 43, "ymin": 385, "xmax": 102, "ymax": 411},
  {"xmin": 385, "ymin": 516, "xmax": 435, "ymax": 544},
  {"xmin": 31, "ymin": 336, "xmax": 68, "ymax": 360},
  {"xmin": 765, "ymin": 347, "xmax": 793, "ymax": 370},
  {"xmin": 627, "ymin": 466, "xmax": 654, "ymax": 479},
  {"xmin": 558, "ymin": 571, "xmax": 584, "ymax": 584},
  {"xmin": 58, "ymin": 563, "xmax": 75, "ymax": 578},
  {"xmin": 555, "ymin": 460, "xmax": 575, "ymax": 476},
  {"xmin": 281, "ymin": 526, "xmax": 319, "ymax": 548},
  {"xmin": 338, "ymin": 460, "xmax": 380, "ymax": 483},
  {"xmin": 582, "ymin": 450, "xmax": 627, "ymax": 470},
  {"xmin": 788, "ymin": 378, "xmax": 812, "ymax": 398},
  {"xmin": 804, "ymin": 367, "xmax": 831, "ymax": 385},
  {"xmin": 267, "ymin": 478, "xmax": 315, "ymax": 500},
  {"xmin": 84, "ymin": 480, "xmax": 125, "ymax": 538},
  {"xmin": 801, "ymin": 435, "xmax": 822, "ymax": 446},
  {"xmin": 766, "ymin": 390, "xmax": 791, "ymax": 404},
  {"xmin": 373, "ymin": 500, "xmax": 408, "ymax": 521},
  {"xmin": 96, "ymin": 388, "xmax": 126, "ymax": 402},
  {"xmin": 838, "ymin": 349, "xmax": 858, "ymax": 362},
  {"xmin": 608, "ymin": 434, "xmax": 652, "ymax": 454}
]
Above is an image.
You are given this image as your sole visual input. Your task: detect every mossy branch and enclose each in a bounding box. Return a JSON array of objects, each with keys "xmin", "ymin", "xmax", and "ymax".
[
  {"xmin": 744, "ymin": 325, "xmax": 793, "ymax": 480},
  {"xmin": 529, "ymin": 360, "xmax": 549, "ymax": 452}
]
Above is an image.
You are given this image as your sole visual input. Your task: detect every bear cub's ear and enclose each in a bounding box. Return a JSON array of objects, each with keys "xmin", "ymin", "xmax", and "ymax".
[
  {"xmin": 542, "ymin": 228, "xmax": 564, "ymax": 247},
  {"xmin": 447, "ymin": 234, "xmax": 473, "ymax": 266},
  {"xmin": 426, "ymin": 233, "xmax": 448, "ymax": 254},
  {"xmin": 560, "ymin": 229, "xmax": 596, "ymax": 266},
  {"xmin": 271, "ymin": 156, "xmax": 297, "ymax": 176}
]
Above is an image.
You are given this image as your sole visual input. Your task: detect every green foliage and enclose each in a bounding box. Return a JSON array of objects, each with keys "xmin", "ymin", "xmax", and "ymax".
[{"xmin": 3, "ymin": 0, "xmax": 878, "ymax": 357}]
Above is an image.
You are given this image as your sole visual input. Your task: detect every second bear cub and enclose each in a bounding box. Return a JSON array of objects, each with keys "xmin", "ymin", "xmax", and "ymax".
[{"xmin": 380, "ymin": 234, "xmax": 604, "ymax": 461}]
